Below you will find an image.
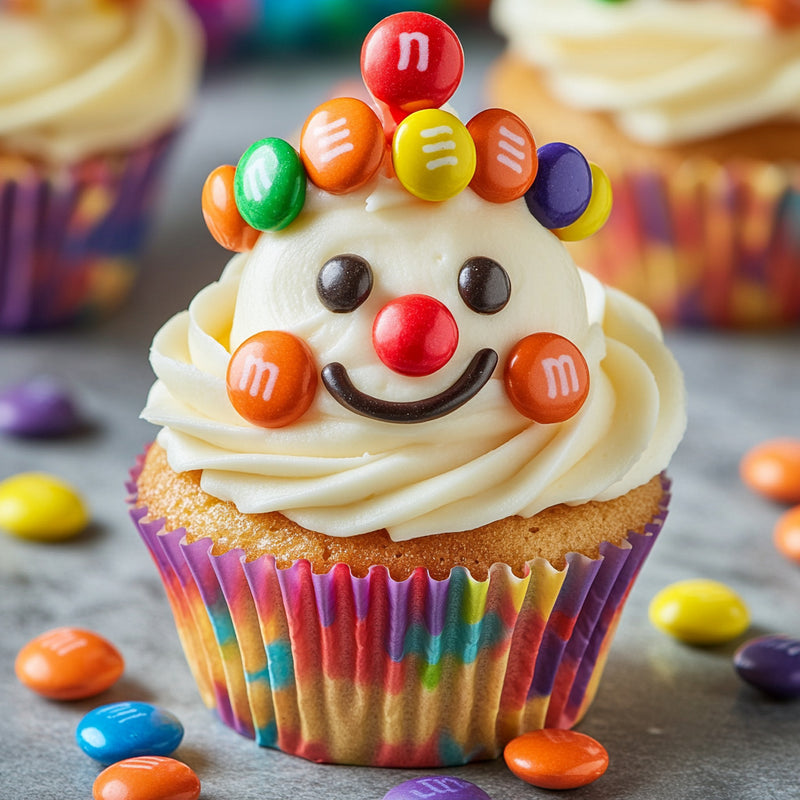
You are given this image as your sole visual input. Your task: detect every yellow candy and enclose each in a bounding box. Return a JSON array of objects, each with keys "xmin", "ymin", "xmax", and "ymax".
[
  {"xmin": 392, "ymin": 109, "xmax": 476, "ymax": 202},
  {"xmin": 649, "ymin": 579, "xmax": 750, "ymax": 645},
  {"xmin": 553, "ymin": 163, "xmax": 613, "ymax": 242},
  {"xmin": 0, "ymin": 472, "xmax": 88, "ymax": 541}
]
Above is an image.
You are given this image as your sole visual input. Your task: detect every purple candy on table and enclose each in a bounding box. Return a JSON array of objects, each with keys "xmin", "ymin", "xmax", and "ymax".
[
  {"xmin": 525, "ymin": 142, "xmax": 592, "ymax": 230},
  {"xmin": 0, "ymin": 376, "xmax": 80, "ymax": 437},
  {"xmin": 383, "ymin": 777, "xmax": 492, "ymax": 800},
  {"xmin": 734, "ymin": 634, "xmax": 800, "ymax": 699}
]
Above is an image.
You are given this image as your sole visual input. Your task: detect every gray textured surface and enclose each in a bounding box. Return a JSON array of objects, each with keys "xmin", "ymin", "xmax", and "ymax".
[{"xmin": 2, "ymin": 32, "xmax": 800, "ymax": 800}]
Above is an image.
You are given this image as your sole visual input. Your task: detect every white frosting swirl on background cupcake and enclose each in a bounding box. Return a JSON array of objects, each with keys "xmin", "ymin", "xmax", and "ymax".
[
  {"xmin": 142, "ymin": 182, "xmax": 686, "ymax": 541},
  {"xmin": 491, "ymin": 0, "xmax": 800, "ymax": 145},
  {"xmin": 0, "ymin": 0, "xmax": 203, "ymax": 162}
]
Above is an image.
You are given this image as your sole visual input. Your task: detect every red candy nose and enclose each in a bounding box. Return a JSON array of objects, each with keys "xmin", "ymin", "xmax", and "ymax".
[{"xmin": 372, "ymin": 294, "xmax": 458, "ymax": 376}]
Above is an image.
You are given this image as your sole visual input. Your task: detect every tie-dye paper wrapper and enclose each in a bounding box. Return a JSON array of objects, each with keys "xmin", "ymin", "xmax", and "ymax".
[
  {"xmin": 567, "ymin": 157, "xmax": 800, "ymax": 328},
  {"xmin": 128, "ymin": 456, "xmax": 670, "ymax": 767},
  {"xmin": 0, "ymin": 132, "xmax": 175, "ymax": 332}
]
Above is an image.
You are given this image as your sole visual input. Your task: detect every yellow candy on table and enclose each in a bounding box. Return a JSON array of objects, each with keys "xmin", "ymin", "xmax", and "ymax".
[
  {"xmin": 0, "ymin": 472, "xmax": 88, "ymax": 541},
  {"xmin": 392, "ymin": 109, "xmax": 476, "ymax": 202},
  {"xmin": 553, "ymin": 163, "xmax": 613, "ymax": 242},
  {"xmin": 649, "ymin": 579, "xmax": 750, "ymax": 646}
]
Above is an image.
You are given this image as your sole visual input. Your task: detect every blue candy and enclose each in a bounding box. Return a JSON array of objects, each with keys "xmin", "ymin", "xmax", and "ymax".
[
  {"xmin": 383, "ymin": 777, "xmax": 492, "ymax": 800},
  {"xmin": 525, "ymin": 142, "xmax": 592, "ymax": 230},
  {"xmin": 734, "ymin": 634, "xmax": 800, "ymax": 699},
  {"xmin": 76, "ymin": 702, "xmax": 184, "ymax": 764}
]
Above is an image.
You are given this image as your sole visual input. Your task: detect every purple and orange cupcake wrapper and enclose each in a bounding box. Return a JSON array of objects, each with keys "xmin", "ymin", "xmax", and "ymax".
[{"xmin": 128, "ymin": 456, "xmax": 670, "ymax": 767}]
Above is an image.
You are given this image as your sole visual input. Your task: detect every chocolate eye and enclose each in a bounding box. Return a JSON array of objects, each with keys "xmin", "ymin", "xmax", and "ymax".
[
  {"xmin": 317, "ymin": 254, "xmax": 373, "ymax": 313},
  {"xmin": 458, "ymin": 257, "xmax": 511, "ymax": 314}
]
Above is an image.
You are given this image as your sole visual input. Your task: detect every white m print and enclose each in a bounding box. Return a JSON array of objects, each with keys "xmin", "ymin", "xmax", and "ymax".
[
  {"xmin": 239, "ymin": 355, "xmax": 280, "ymax": 401},
  {"xmin": 410, "ymin": 777, "xmax": 465, "ymax": 797},
  {"xmin": 397, "ymin": 31, "xmax": 429, "ymax": 71},
  {"xmin": 541, "ymin": 355, "xmax": 580, "ymax": 399}
]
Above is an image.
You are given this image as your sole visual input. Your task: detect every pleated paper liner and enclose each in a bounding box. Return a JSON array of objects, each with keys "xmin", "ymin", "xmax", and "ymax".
[
  {"xmin": 0, "ymin": 132, "xmax": 175, "ymax": 332},
  {"xmin": 129, "ymin": 456, "xmax": 670, "ymax": 767}
]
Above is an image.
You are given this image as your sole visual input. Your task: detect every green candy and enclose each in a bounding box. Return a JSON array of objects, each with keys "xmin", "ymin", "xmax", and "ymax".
[{"xmin": 234, "ymin": 138, "xmax": 306, "ymax": 231}]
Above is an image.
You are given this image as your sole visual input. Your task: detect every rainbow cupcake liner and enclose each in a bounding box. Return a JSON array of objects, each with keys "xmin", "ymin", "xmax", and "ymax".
[
  {"xmin": 128, "ymin": 457, "xmax": 670, "ymax": 767},
  {"xmin": 568, "ymin": 157, "xmax": 800, "ymax": 328},
  {"xmin": 0, "ymin": 132, "xmax": 175, "ymax": 332}
]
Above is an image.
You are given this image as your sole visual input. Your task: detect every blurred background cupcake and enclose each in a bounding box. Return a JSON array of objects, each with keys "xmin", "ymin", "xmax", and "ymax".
[
  {"xmin": 489, "ymin": 0, "xmax": 800, "ymax": 327},
  {"xmin": 0, "ymin": 0, "xmax": 203, "ymax": 332}
]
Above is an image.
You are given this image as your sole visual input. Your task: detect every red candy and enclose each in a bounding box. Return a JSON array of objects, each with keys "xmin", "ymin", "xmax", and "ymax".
[
  {"xmin": 300, "ymin": 98, "xmax": 386, "ymax": 194},
  {"xmin": 93, "ymin": 756, "xmax": 200, "ymax": 800},
  {"xmin": 201, "ymin": 165, "xmax": 260, "ymax": 252},
  {"xmin": 504, "ymin": 729, "xmax": 609, "ymax": 790},
  {"xmin": 774, "ymin": 505, "xmax": 800, "ymax": 565},
  {"xmin": 227, "ymin": 331, "xmax": 317, "ymax": 428},
  {"xmin": 15, "ymin": 627, "xmax": 124, "ymax": 700},
  {"xmin": 741, "ymin": 438, "xmax": 800, "ymax": 503},
  {"xmin": 467, "ymin": 109, "xmax": 538, "ymax": 203},
  {"xmin": 361, "ymin": 11, "xmax": 463, "ymax": 126},
  {"xmin": 504, "ymin": 332, "xmax": 590, "ymax": 423}
]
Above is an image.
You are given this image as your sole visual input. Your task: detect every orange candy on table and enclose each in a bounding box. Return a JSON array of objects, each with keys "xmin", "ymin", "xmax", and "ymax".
[
  {"xmin": 774, "ymin": 506, "xmax": 800, "ymax": 565},
  {"xmin": 740, "ymin": 438, "xmax": 800, "ymax": 504},
  {"xmin": 504, "ymin": 729, "xmax": 609, "ymax": 790},
  {"xmin": 93, "ymin": 756, "xmax": 201, "ymax": 800},
  {"xmin": 745, "ymin": 0, "xmax": 800, "ymax": 27},
  {"xmin": 300, "ymin": 97, "xmax": 386, "ymax": 194},
  {"xmin": 226, "ymin": 331, "xmax": 317, "ymax": 428},
  {"xmin": 201, "ymin": 165, "xmax": 260, "ymax": 252},
  {"xmin": 15, "ymin": 627, "xmax": 124, "ymax": 700}
]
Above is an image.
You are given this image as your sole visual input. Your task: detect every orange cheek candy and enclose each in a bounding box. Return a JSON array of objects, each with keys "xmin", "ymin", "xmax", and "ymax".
[
  {"xmin": 15, "ymin": 627, "xmax": 124, "ymax": 700},
  {"xmin": 201, "ymin": 165, "xmax": 260, "ymax": 252},
  {"xmin": 740, "ymin": 438, "xmax": 800, "ymax": 503},
  {"xmin": 93, "ymin": 756, "xmax": 201, "ymax": 800},
  {"xmin": 504, "ymin": 332, "xmax": 590, "ymax": 424},
  {"xmin": 300, "ymin": 98, "xmax": 386, "ymax": 194},
  {"xmin": 467, "ymin": 108, "xmax": 537, "ymax": 203},
  {"xmin": 227, "ymin": 331, "xmax": 317, "ymax": 428}
]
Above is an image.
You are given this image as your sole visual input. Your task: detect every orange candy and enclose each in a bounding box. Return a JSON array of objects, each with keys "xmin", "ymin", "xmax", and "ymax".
[
  {"xmin": 774, "ymin": 506, "xmax": 800, "ymax": 565},
  {"xmin": 740, "ymin": 438, "xmax": 800, "ymax": 504},
  {"xmin": 467, "ymin": 108, "xmax": 537, "ymax": 203},
  {"xmin": 93, "ymin": 756, "xmax": 200, "ymax": 800},
  {"xmin": 504, "ymin": 729, "xmax": 609, "ymax": 790},
  {"xmin": 227, "ymin": 331, "xmax": 317, "ymax": 428},
  {"xmin": 201, "ymin": 165, "xmax": 260, "ymax": 252},
  {"xmin": 745, "ymin": 0, "xmax": 800, "ymax": 27},
  {"xmin": 300, "ymin": 98, "xmax": 386, "ymax": 194},
  {"xmin": 15, "ymin": 627, "xmax": 124, "ymax": 700},
  {"xmin": 504, "ymin": 332, "xmax": 590, "ymax": 423}
]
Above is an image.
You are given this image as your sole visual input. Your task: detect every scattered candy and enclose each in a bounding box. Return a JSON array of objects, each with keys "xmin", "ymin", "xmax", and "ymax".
[
  {"xmin": 383, "ymin": 776, "xmax": 491, "ymax": 800},
  {"xmin": 227, "ymin": 331, "xmax": 317, "ymax": 427},
  {"xmin": 734, "ymin": 634, "xmax": 800, "ymax": 699},
  {"xmin": 392, "ymin": 108, "xmax": 476, "ymax": 202},
  {"xmin": 234, "ymin": 138, "xmax": 306, "ymax": 231},
  {"xmin": 504, "ymin": 332, "xmax": 590, "ymax": 423},
  {"xmin": 93, "ymin": 756, "xmax": 201, "ymax": 800},
  {"xmin": 458, "ymin": 256, "xmax": 511, "ymax": 314},
  {"xmin": 372, "ymin": 294, "xmax": 459, "ymax": 376},
  {"xmin": 317, "ymin": 254, "xmax": 374, "ymax": 313},
  {"xmin": 525, "ymin": 142, "xmax": 592, "ymax": 230},
  {"xmin": 15, "ymin": 627, "xmax": 124, "ymax": 700},
  {"xmin": 76, "ymin": 702, "xmax": 184, "ymax": 764},
  {"xmin": 300, "ymin": 98, "xmax": 385, "ymax": 194},
  {"xmin": 553, "ymin": 163, "xmax": 613, "ymax": 241},
  {"xmin": 740, "ymin": 438, "xmax": 800, "ymax": 504},
  {"xmin": 504, "ymin": 729, "xmax": 609, "ymax": 790},
  {"xmin": 0, "ymin": 472, "xmax": 88, "ymax": 541},
  {"xmin": 201, "ymin": 165, "xmax": 260, "ymax": 252},
  {"xmin": 774, "ymin": 505, "xmax": 800, "ymax": 565},
  {"xmin": 0, "ymin": 376, "xmax": 80, "ymax": 437},
  {"xmin": 649, "ymin": 579, "xmax": 750, "ymax": 645},
  {"xmin": 466, "ymin": 108, "xmax": 537, "ymax": 203}
]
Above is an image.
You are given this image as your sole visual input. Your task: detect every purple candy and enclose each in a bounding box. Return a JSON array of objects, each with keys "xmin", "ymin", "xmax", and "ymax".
[
  {"xmin": 525, "ymin": 142, "xmax": 592, "ymax": 229},
  {"xmin": 0, "ymin": 376, "xmax": 80, "ymax": 437},
  {"xmin": 383, "ymin": 777, "xmax": 491, "ymax": 800},
  {"xmin": 734, "ymin": 634, "xmax": 800, "ymax": 699}
]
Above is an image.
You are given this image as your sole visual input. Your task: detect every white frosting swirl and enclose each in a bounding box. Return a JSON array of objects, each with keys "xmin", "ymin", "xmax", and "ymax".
[
  {"xmin": 142, "ymin": 181, "xmax": 685, "ymax": 541},
  {"xmin": 0, "ymin": 0, "xmax": 203, "ymax": 162},
  {"xmin": 491, "ymin": 0, "xmax": 800, "ymax": 145}
]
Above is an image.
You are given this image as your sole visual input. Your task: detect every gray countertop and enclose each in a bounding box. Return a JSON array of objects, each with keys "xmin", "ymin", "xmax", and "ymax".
[{"xmin": 1, "ymin": 31, "xmax": 799, "ymax": 800}]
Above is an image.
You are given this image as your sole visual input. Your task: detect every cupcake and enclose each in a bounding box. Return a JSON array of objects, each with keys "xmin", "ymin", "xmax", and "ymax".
[
  {"xmin": 489, "ymin": 0, "xmax": 800, "ymax": 327},
  {"xmin": 0, "ymin": 0, "xmax": 203, "ymax": 331},
  {"xmin": 129, "ymin": 12, "xmax": 686, "ymax": 767}
]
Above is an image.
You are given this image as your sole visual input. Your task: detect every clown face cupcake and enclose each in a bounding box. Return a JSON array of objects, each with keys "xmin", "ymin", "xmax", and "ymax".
[{"xmin": 130, "ymin": 11, "xmax": 686, "ymax": 767}]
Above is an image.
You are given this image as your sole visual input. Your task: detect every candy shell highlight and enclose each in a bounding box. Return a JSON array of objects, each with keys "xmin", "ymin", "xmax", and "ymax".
[
  {"xmin": 15, "ymin": 627, "xmax": 124, "ymax": 700},
  {"xmin": 553, "ymin": 163, "xmax": 613, "ymax": 241},
  {"xmin": 741, "ymin": 439, "xmax": 800, "ymax": 504},
  {"xmin": 504, "ymin": 729, "xmax": 609, "ymax": 790},
  {"xmin": 649, "ymin": 579, "xmax": 750, "ymax": 645},
  {"xmin": 93, "ymin": 756, "xmax": 200, "ymax": 800},
  {"xmin": 0, "ymin": 472, "xmax": 88, "ymax": 541},
  {"xmin": 525, "ymin": 142, "xmax": 592, "ymax": 229},
  {"xmin": 201, "ymin": 165, "xmax": 260, "ymax": 252},
  {"xmin": 774, "ymin": 505, "xmax": 800, "ymax": 565},
  {"xmin": 734, "ymin": 634, "xmax": 800, "ymax": 699}
]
